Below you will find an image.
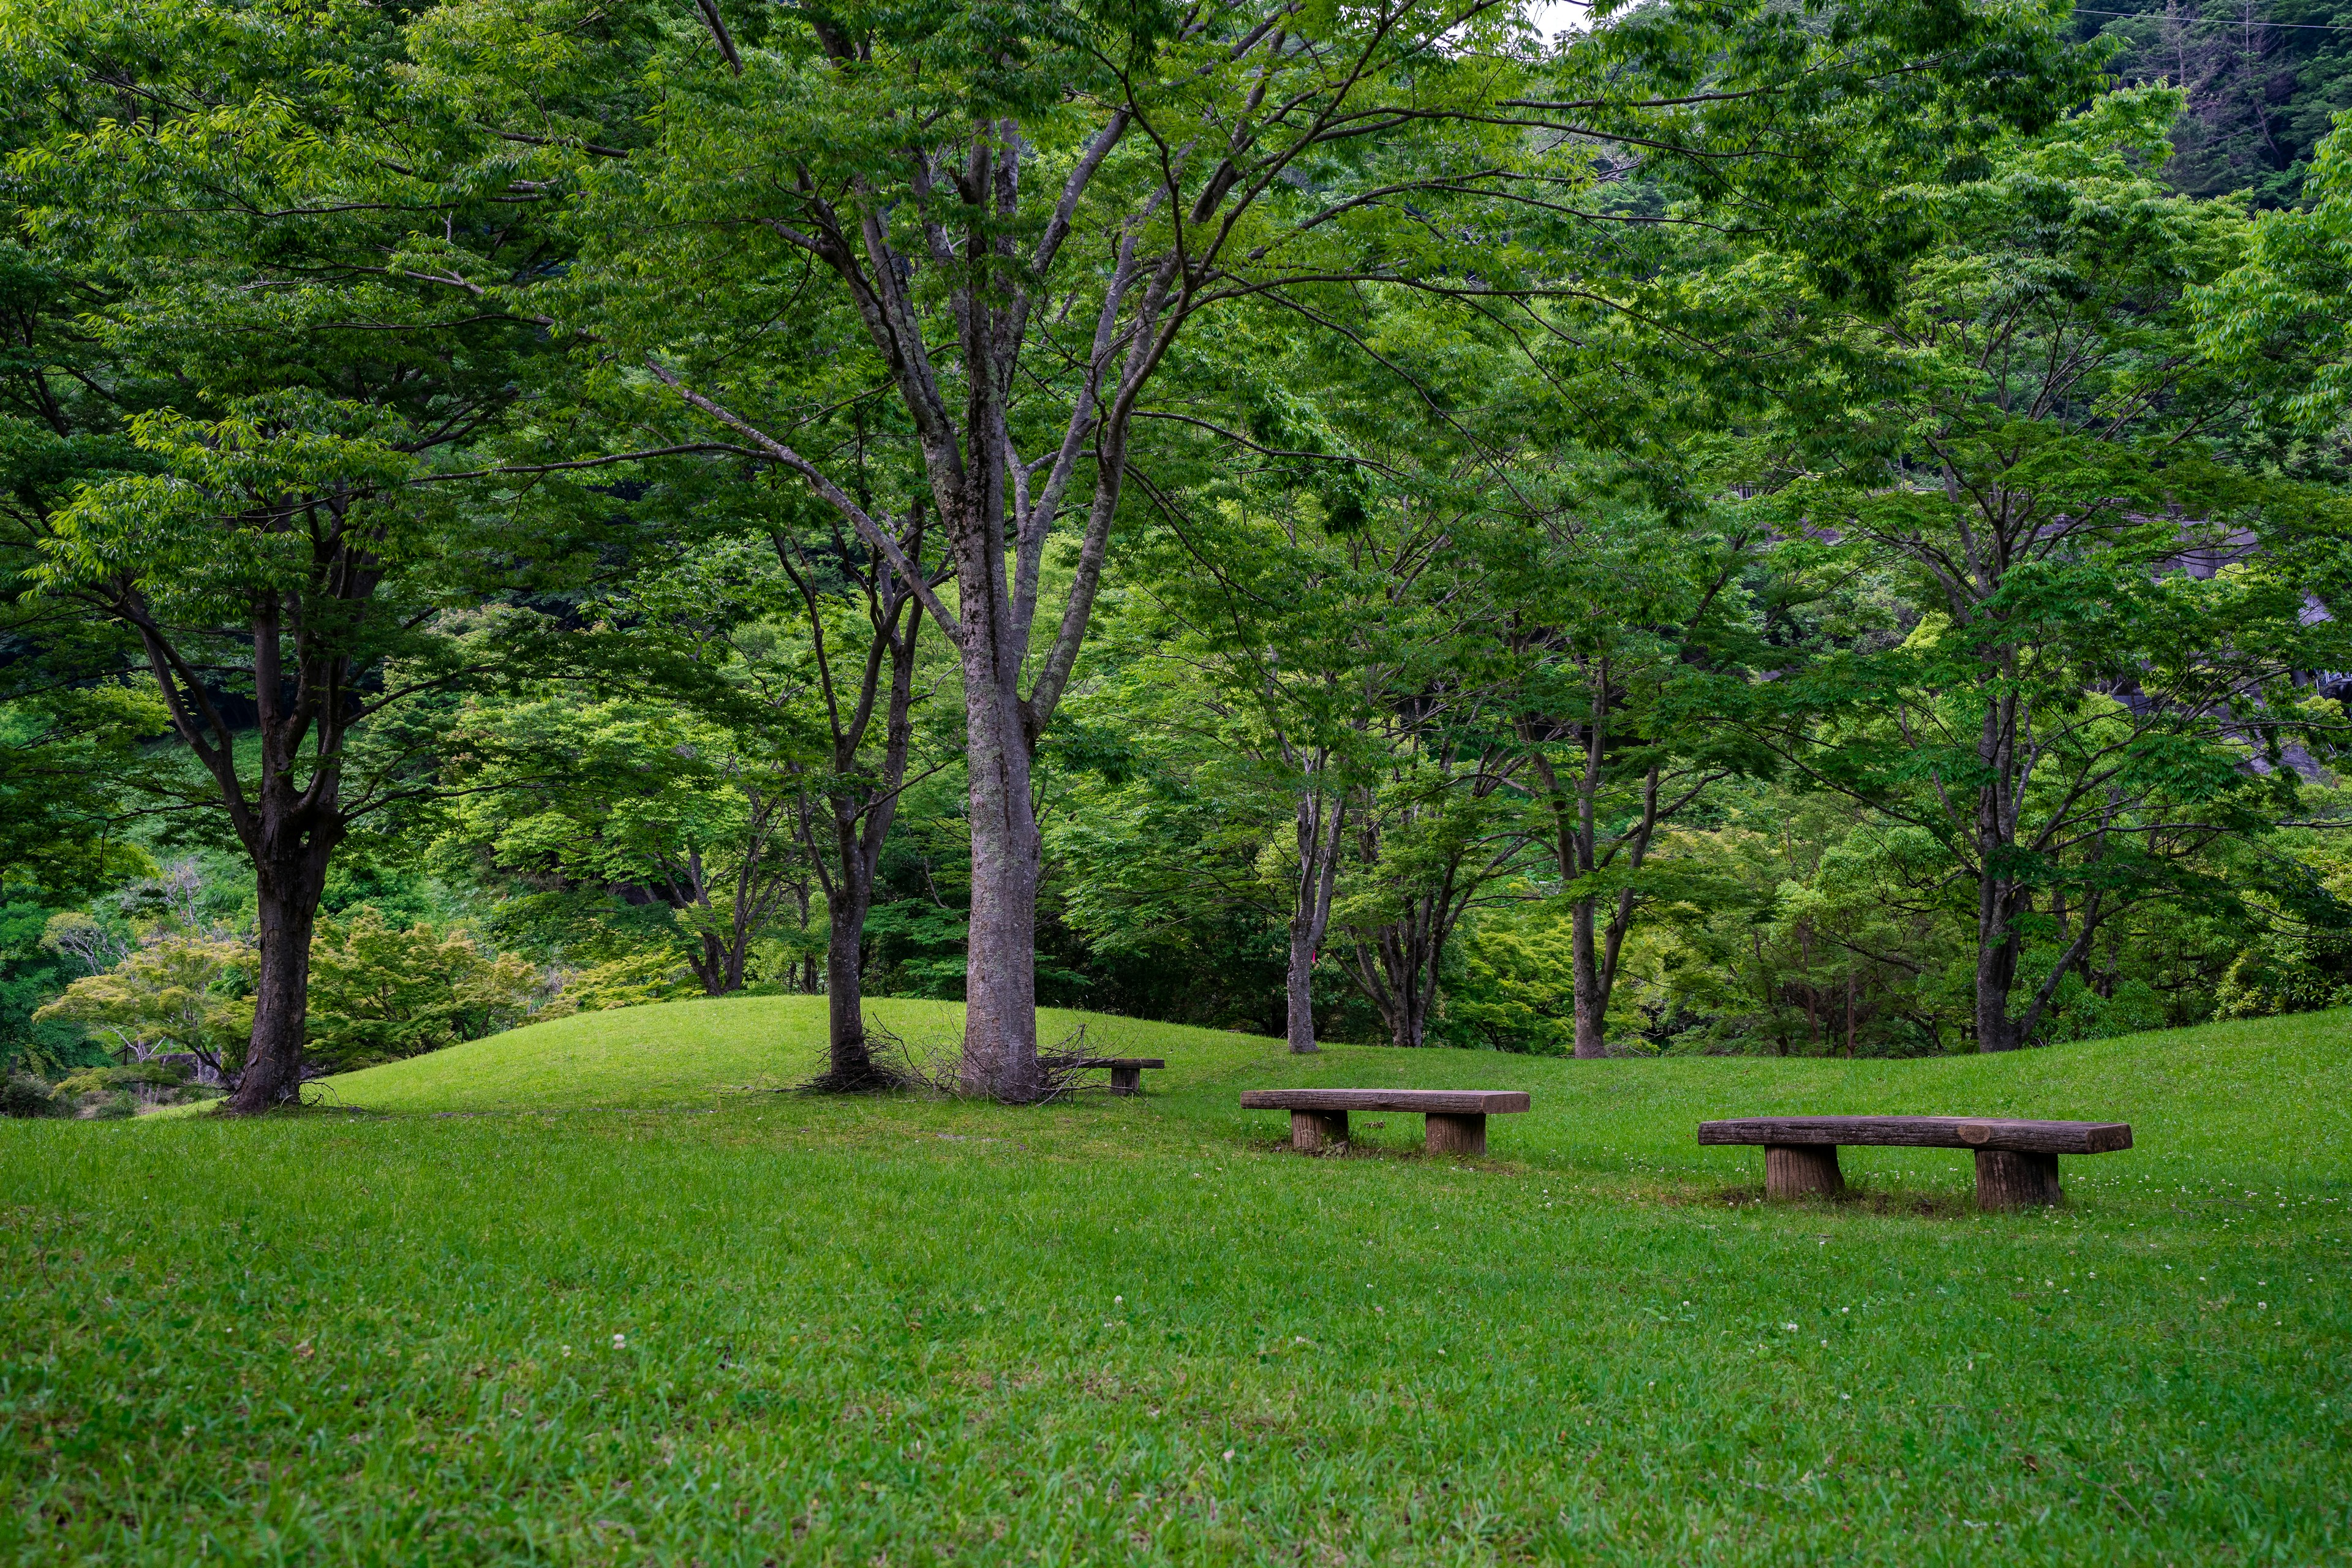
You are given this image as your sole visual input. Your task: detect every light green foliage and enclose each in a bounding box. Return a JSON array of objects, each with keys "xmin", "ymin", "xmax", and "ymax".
[
  {"xmin": 435, "ymin": 689, "xmax": 816, "ymax": 994},
  {"xmin": 48, "ymin": 1058, "xmax": 213, "ymax": 1118},
  {"xmin": 542, "ymin": 949, "xmax": 699, "ymax": 1017},
  {"xmin": 0, "ymin": 690, "xmax": 163, "ymax": 905},
  {"xmin": 2208, "ymin": 816, "xmax": 2352, "ymax": 1019},
  {"xmin": 31, "ymin": 929, "xmax": 254, "ymax": 1068},
  {"xmin": 1450, "ymin": 902, "xmax": 1581, "ymax": 1055},
  {"xmin": 304, "ymin": 910, "xmax": 544, "ymax": 1072},
  {"xmin": 2196, "ymin": 111, "xmax": 2352, "ymax": 440},
  {"xmin": 0, "ymin": 999, "xmax": 2345, "ymax": 1560}
]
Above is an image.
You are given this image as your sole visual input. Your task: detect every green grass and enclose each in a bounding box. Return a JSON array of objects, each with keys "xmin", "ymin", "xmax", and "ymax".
[{"xmin": 2, "ymin": 1002, "xmax": 2346, "ymax": 1565}]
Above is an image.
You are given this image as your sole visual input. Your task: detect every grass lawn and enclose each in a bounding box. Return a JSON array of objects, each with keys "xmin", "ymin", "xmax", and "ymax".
[{"xmin": 2, "ymin": 998, "xmax": 2346, "ymax": 1565}]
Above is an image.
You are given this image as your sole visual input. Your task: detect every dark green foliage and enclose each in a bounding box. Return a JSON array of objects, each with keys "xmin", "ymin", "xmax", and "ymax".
[
  {"xmin": 2084, "ymin": 0, "xmax": 2352, "ymax": 204},
  {"xmin": 0, "ymin": 1070, "xmax": 58, "ymax": 1118}
]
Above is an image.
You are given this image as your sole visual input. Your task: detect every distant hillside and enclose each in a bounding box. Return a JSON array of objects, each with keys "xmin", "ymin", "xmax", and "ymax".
[{"xmin": 2084, "ymin": 0, "xmax": 2352, "ymax": 205}]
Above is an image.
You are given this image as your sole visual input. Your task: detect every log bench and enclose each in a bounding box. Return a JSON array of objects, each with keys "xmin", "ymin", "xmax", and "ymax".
[
  {"xmin": 1240, "ymin": 1089, "xmax": 1531, "ymax": 1156},
  {"xmin": 1697, "ymin": 1116, "xmax": 2133, "ymax": 1210},
  {"xmin": 1077, "ymin": 1057, "xmax": 1165, "ymax": 1096}
]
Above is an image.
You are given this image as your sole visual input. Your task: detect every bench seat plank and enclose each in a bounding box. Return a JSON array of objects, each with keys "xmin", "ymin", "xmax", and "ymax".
[
  {"xmin": 1698, "ymin": 1116, "xmax": 2130, "ymax": 1155},
  {"xmin": 1240, "ymin": 1089, "xmax": 1531, "ymax": 1115}
]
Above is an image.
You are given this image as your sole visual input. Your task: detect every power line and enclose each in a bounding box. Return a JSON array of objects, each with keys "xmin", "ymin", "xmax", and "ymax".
[{"xmin": 2073, "ymin": 7, "xmax": 2352, "ymax": 29}]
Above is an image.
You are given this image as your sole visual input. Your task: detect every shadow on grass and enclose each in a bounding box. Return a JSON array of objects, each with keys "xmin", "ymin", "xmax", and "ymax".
[
  {"xmin": 1240, "ymin": 1132, "xmax": 1518, "ymax": 1169},
  {"xmin": 1705, "ymin": 1184, "xmax": 1978, "ymax": 1219}
]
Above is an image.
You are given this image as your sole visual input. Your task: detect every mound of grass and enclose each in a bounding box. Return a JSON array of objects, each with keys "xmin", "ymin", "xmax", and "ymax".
[
  {"xmin": 311, "ymin": 996, "xmax": 1277, "ymax": 1112},
  {"xmin": 2, "ymin": 1003, "xmax": 2345, "ymax": 1564}
]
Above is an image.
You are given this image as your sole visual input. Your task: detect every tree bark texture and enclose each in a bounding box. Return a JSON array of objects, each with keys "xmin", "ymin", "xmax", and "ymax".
[
  {"xmin": 956, "ymin": 608, "xmax": 1043, "ymax": 1099},
  {"xmin": 1765, "ymin": 1144, "xmax": 1845, "ymax": 1200},
  {"xmin": 1289, "ymin": 1108, "xmax": 1348, "ymax": 1153},
  {"xmin": 237, "ymin": 828, "xmax": 338, "ymax": 1112}
]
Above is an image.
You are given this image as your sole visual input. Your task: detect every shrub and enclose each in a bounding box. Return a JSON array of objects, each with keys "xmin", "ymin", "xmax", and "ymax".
[
  {"xmin": 55, "ymin": 1060, "xmax": 192, "ymax": 1096},
  {"xmin": 538, "ymin": 949, "xmax": 696, "ymax": 1016},
  {"xmin": 306, "ymin": 910, "xmax": 543, "ymax": 1071},
  {"xmin": 0, "ymin": 1072, "xmax": 61, "ymax": 1118}
]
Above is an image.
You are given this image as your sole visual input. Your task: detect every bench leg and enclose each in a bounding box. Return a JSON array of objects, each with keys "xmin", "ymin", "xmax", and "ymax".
[
  {"xmin": 1109, "ymin": 1066, "xmax": 1141, "ymax": 1096},
  {"xmin": 1765, "ymin": 1144, "xmax": 1844, "ymax": 1200},
  {"xmin": 1425, "ymin": 1112, "xmax": 1487, "ymax": 1157},
  {"xmin": 1975, "ymin": 1150, "xmax": 2062, "ymax": 1210},
  {"xmin": 1291, "ymin": 1109, "xmax": 1348, "ymax": 1152}
]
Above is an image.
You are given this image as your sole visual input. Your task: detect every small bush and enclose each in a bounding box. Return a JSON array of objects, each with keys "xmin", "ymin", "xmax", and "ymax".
[{"xmin": 0, "ymin": 1073, "xmax": 61, "ymax": 1119}]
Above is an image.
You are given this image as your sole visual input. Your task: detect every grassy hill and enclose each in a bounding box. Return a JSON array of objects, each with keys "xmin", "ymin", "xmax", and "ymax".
[
  {"xmin": 3, "ymin": 1002, "xmax": 2346, "ymax": 1564},
  {"xmin": 322, "ymin": 994, "xmax": 2351, "ymax": 1186}
]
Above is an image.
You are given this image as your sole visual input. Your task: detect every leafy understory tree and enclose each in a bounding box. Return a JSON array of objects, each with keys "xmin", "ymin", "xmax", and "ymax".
[
  {"xmin": 1752, "ymin": 94, "xmax": 2352, "ymax": 1049},
  {"xmin": 1487, "ymin": 487, "xmax": 1763, "ymax": 1057},
  {"xmin": 438, "ymin": 695, "xmax": 810, "ymax": 998},
  {"xmin": 34, "ymin": 930, "xmax": 256, "ymax": 1074},
  {"xmin": 653, "ymin": 524, "xmax": 949, "ymax": 1084}
]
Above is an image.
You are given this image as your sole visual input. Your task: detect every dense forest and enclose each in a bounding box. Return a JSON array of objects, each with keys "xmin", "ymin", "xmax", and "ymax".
[{"xmin": 2, "ymin": 0, "xmax": 2348, "ymax": 1107}]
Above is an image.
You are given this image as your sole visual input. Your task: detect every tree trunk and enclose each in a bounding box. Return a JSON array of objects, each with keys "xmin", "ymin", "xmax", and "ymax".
[
  {"xmin": 1285, "ymin": 929, "xmax": 1319, "ymax": 1054},
  {"xmin": 956, "ymin": 575, "xmax": 1042, "ymax": 1100},
  {"xmin": 692, "ymin": 930, "xmax": 730, "ymax": 997},
  {"xmin": 1972, "ymin": 690, "xmax": 2029, "ymax": 1051},
  {"xmin": 825, "ymin": 887, "xmax": 874, "ymax": 1080},
  {"xmin": 773, "ymin": 498, "xmax": 928, "ymax": 1091},
  {"xmin": 1285, "ymin": 786, "xmax": 1343, "ymax": 1054},
  {"xmin": 1800, "ymin": 921, "xmax": 1819, "ymax": 1049},
  {"xmin": 1976, "ymin": 876, "xmax": 2026, "ymax": 1052},
  {"xmin": 229, "ymin": 841, "xmax": 334, "ymax": 1114},
  {"xmin": 1571, "ymin": 896, "xmax": 1605, "ymax": 1058}
]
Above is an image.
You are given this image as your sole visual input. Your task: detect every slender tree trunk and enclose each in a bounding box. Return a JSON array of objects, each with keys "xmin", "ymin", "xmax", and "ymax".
[
  {"xmin": 1286, "ymin": 786, "xmax": 1343, "ymax": 1054},
  {"xmin": 1845, "ymin": 965, "xmax": 1857, "ymax": 1058},
  {"xmin": 775, "ymin": 503, "xmax": 927, "ymax": 1090},
  {"xmin": 1571, "ymin": 897, "xmax": 1606, "ymax": 1058},
  {"xmin": 1972, "ymin": 680, "xmax": 2030, "ymax": 1051},
  {"xmin": 1800, "ymin": 922, "xmax": 1819, "ymax": 1049},
  {"xmin": 1285, "ymin": 928, "xmax": 1318, "ymax": 1053},
  {"xmin": 1976, "ymin": 875, "xmax": 2027, "ymax": 1050},
  {"xmin": 230, "ymin": 837, "xmax": 335, "ymax": 1114}
]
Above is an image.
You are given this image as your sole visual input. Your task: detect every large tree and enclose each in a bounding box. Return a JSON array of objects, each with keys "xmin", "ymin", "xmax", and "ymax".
[{"xmin": 413, "ymin": 0, "xmax": 2092, "ymax": 1093}]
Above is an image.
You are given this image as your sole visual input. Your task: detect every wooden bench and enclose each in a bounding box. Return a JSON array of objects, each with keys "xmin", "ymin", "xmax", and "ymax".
[
  {"xmin": 1078, "ymin": 1057, "xmax": 1165, "ymax": 1096},
  {"xmin": 1240, "ymin": 1089, "xmax": 1532, "ymax": 1156},
  {"xmin": 1697, "ymin": 1116, "xmax": 2133, "ymax": 1210}
]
